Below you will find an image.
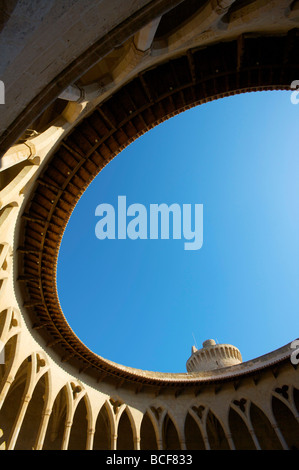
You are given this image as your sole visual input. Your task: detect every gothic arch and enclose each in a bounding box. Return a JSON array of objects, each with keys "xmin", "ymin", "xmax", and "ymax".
[
  {"xmin": 0, "ymin": 307, "xmax": 21, "ymax": 394},
  {"xmin": 162, "ymin": 412, "xmax": 181, "ymax": 450},
  {"xmin": 14, "ymin": 371, "xmax": 49, "ymax": 450},
  {"xmin": 249, "ymin": 401, "xmax": 283, "ymax": 450},
  {"xmin": 205, "ymin": 409, "xmax": 230, "ymax": 450},
  {"xmin": 228, "ymin": 406, "xmax": 256, "ymax": 450},
  {"xmin": 184, "ymin": 411, "xmax": 205, "ymax": 450},
  {"xmin": 68, "ymin": 394, "xmax": 89, "ymax": 450},
  {"xmin": 93, "ymin": 401, "xmax": 113, "ymax": 450},
  {"xmin": 117, "ymin": 407, "xmax": 135, "ymax": 450},
  {"xmin": 140, "ymin": 411, "xmax": 159, "ymax": 450},
  {"xmin": 0, "ymin": 356, "xmax": 30, "ymax": 449},
  {"xmin": 43, "ymin": 385, "xmax": 69, "ymax": 450},
  {"xmin": 0, "ymin": 336, "xmax": 18, "ymax": 400},
  {"xmin": 272, "ymin": 395, "xmax": 299, "ymax": 450}
]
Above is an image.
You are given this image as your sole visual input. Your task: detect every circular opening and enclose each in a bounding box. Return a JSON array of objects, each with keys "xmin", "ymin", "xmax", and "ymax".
[{"xmin": 57, "ymin": 90, "xmax": 299, "ymax": 373}]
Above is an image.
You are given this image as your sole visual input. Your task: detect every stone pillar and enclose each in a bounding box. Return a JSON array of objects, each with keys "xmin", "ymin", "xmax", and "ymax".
[
  {"xmin": 203, "ymin": 435, "xmax": 210, "ymax": 450},
  {"xmin": 35, "ymin": 408, "xmax": 52, "ymax": 450},
  {"xmin": 265, "ymin": 407, "xmax": 289, "ymax": 450},
  {"xmin": 61, "ymin": 420, "xmax": 72, "ymax": 450},
  {"xmin": 111, "ymin": 433, "xmax": 118, "ymax": 450},
  {"xmin": 86, "ymin": 427, "xmax": 95, "ymax": 450},
  {"xmin": 7, "ymin": 393, "xmax": 31, "ymax": 450},
  {"xmin": 157, "ymin": 438, "xmax": 163, "ymax": 450},
  {"xmin": 225, "ymin": 432, "xmax": 236, "ymax": 450},
  {"xmin": 248, "ymin": 427, "xmax": 261, "ymax": 450},
  {"xmin": 272, "ymin": 423, "xmax": 289, "ymax": 450},
  {"xmin": 0, "ymin": 375, "xmax": 14, "ymax": 410},
  {"xmin": 180, "ymin": 439, "xmax": 187, "ymax": 450},
  {"xmin": 134, "ymin": 436, "xmax": 141, "ymax": 450}
]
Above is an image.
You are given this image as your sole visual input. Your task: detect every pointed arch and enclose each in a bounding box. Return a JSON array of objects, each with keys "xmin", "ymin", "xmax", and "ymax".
[
  {"xmin": 162, "ymin": 412, "xmax": 181, "ymax": 450},
  {"xmin": 141, "ymin": 411, "xmax": 158, "ymax": 450},
  {"xmin": 117, "ymin": 407, "xmax": 134, "ymax": 450},
  {"xmin": 43, "ymin": 385, "xmax": 68, "ymax": 450},
  {"xmin": 250, "ymin": 401, "xmax": 282, "ymax": 450},
  {"xmin": 228, "ymin": 406, "xmax": 256, "ymax": 450},
  {"xmin": 94, "ymin": 402, "xmax": 113, "ymax": 450},
  {"xmin": 206, "ymin": 409, "xmax": 230, "ymax": 450},
  {"xmin": 0, "ymin": 335, "xmax": 18, "ymax": 398},
  {"xmin": 184, "ymin": 411, "xmax": 205, "ymax": 450},
  {"xmin": 68, "ymin": 394, "xmax": 89, "ymax": 450},
  {"xmin": 14, "ymin": 371, "xmax": 49, "ymax": 449},
  {"xmin": 272, "ymin": 395, "xmax": 299, "ymax": 450},
  {"xmin": 0, "ymin": 356, "xmax": 30, "ymax": 450},
  {"xmin": 0, "ymin": 307, "xmax": 21, "ymax": 397}
]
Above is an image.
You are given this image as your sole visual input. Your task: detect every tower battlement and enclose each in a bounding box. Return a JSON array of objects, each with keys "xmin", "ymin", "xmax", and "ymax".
[{"xmin": 186, "ymin": 339, "xmax": 242, "ymax": 373}]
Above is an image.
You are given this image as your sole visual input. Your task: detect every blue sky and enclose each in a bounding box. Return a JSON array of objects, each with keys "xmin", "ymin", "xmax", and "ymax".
[{"xmin": 57, "ymin": 90, "xmax": 299, "ymax": 373}]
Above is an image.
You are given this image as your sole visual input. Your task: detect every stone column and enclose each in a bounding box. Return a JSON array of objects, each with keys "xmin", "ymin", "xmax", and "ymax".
[
  {"xmin": 0, "ymin": 375, "xmax": 14, "ymax": 410},
  {"xmin": 134, "ymin": 436, "xmax": 141, "ymax": 450},
  {"xmin": 111, "ymin": 433, "xmax": 118, "ymax": 450},
  {"xmin": 248, "ymin": 427, "xmax": 261, "ymax": 450},
  {"xmin": 35, "ymin": 407, "xmax": 52, "ymax": 450},
  {"xmin": 7, "ymin": 393, "xmax": 31, "ymax": 449},
  {"xmin": 157, "ymin": 438, "xmax": 163, "ymax": 450},
  {"xmin": 61, "ymin": 420, "xmax": 72, "ymax": 450},
  {"xmin": 272, "ymin": 423, "xmax": 288, "ymax": 450},
  {"xmin": 225, "ymin": 432, "xmax": 236, "ymax": 450},
  {"xmin": 86, "ymin": 427, "xmax": 95, "ymax": 450},
  {"xmin": 265, "ymin": 407, "xmax": 289, "ymax": 450},
  {"xmin": 180, "ymin": 439, "xmax": 187, "ymax": 450},
  {"xmin": 203, "ymin": 435, "xmax": 210, "ymax": 450}
]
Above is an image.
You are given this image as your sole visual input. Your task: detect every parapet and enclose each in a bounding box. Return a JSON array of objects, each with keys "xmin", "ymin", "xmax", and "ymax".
[{"xmin": 186, "ymin": 339, "xmax": 242, "ymax": 373}]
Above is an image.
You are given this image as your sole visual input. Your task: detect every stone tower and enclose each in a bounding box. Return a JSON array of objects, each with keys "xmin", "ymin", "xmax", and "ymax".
[{"xmin": 186, "ymin": 339, "xmax": 242, "ymax": 373}]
